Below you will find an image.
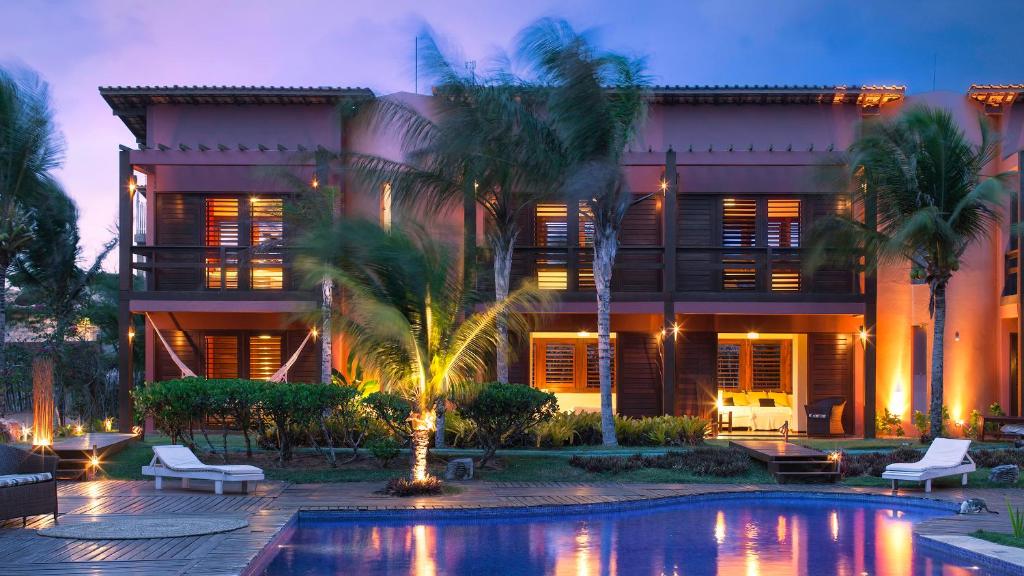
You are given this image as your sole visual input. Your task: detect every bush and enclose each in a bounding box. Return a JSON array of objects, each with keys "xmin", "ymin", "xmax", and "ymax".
[
  {"xmin": 458, "ymin": 382, "xmax": 558, "ymax": 466},
  {"xmin": 970, "ymin": 449, "xmax": 1024, "ymax": 469},
  {"xmin": 383, "ymin": 476, "xmax": 444, "ymax": 496},
  {"xmin": 532, "ymin": 412, "xmax": 581, "ymax": 447},
  {"xmin": 368, "ymin": 437, "xmax": 401, "ymax": 468},
  {"xmin": 364, "ymin": 391, "xmax": 413, "ymax": 440},
  {"xmin": 443, "ymin": 410, "xmax": 478, "ymax": 448},
  {"xmin": 843, "ymin": 447, "xmax": 923, "ymax": 477},
  {"xmin": 875, "ymin": 408, "xmax": 904, "ymax": 437},
  {"xmin": 568, "ymin": 447, "xmax": 751, "ymax": 477}
]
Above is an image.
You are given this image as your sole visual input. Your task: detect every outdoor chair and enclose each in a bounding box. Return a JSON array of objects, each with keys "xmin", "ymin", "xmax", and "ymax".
[
  {"xmin": 882, "ymin": 438, "xmax": 975, "ymax": 493},
  {"xmin": 0, "ymin": 444, "xmax": 59, "ymax": 526},
  {"xmin": 804, "ymin": 397, "xmax": 847, "ymax": 437},
  {"xmin": 142, "ymin": 444, "xmax": 264, "ymax": 495}
]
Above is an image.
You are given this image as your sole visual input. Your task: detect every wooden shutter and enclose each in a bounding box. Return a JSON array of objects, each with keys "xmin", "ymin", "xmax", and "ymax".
[
  {"xmin": 584, "ymin": 341, "xmax": 616, "ymax": 390},
  {"xmin": 248, "ymin": 334, "xmax": 282, "ymax": 380},
  {"xmin": 617, "ymin": 332, "xmax": 662, "ymax": 416},
  {"xmin": 752, "ymin": 341, "xmax": 791, "ymax": 391},
  {"xmin": 766, "ymin": 199, "xmax": 800, "ymax": 247},
  {"xmin": 721, "ymin": 198, "xmax": 757, "ymax": 247},
  {"xmin": 205, "ymin": 198, "xmax": 240, "ymax": 289},
  {"xmin": 808, "ymin": 333, "xmax": 855, "ymax": 432},
  {"xmin": 716, "ymin": 343, "xmax": 741, "ymax": 389},
  {"xmin": 677, "ymin": 195, "xmax": 717, "ymax": 291},
  {"xmin": 250, "ymin": 197, "xmax": 284, "ymax": 290},
  {"xmin": 155, "ymin": 329, "xmax": 199, "ymax": 381},
  {"xmin": 676, "ymin": 332, "xmax": 717, "ymax": 418},
  {"xmin": 204, "ymin": 335, "xmax": 239, "ymax": 379},
  {"xmin": 154, "ymin": 194, "xmax": 202, "ymax": 290},
  {"xmin": 535, "ymin": 340, "xmax": 576, "ymax": 391},
  {"xmin": 284, "ymin": 330, "xmax": 320, "ymax": 383},
  {"xmin": 535, "ymin": 203, "xmax": 568, "ymax": 290}
]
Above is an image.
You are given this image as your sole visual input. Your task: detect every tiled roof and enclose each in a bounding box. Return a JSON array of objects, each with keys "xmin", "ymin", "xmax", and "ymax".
[
  {"xmin": 648, "ymin": 84, "xmax": 905, "ymax": 107},
  {"xmin": 99, "ymin": 85, "xmax": 375, "ymax": 141},
  {"xmin": 967, "ymin": 84, "xmax": 1024, "ymax": 108}
]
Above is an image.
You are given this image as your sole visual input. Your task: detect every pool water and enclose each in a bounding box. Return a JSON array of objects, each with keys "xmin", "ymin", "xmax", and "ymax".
[{"xmin": 261, "ymin": 496, "xmax": 1004, "ymax": 575}]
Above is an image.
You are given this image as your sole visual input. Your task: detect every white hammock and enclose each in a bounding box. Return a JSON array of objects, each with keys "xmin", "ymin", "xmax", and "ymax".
[
  {"xmin": 146, "ymin": 313, "xmax": 198, "ymax": 378},
  {"xmin": 145, "ymin": 313, "xmax": 315, "ymax": 382},
  {"xmin": 269, "ymin": 330, "xmax": 313, "ymax": 382}
]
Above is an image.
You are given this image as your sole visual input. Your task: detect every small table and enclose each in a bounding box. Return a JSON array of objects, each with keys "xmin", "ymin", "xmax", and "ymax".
[
  {"xmin": 980, "ymin": 415, "xmax": 1024, "ymax": 440},
  {"xmin": 717, "ymin": 411, "xmax": 733, "ymax": 433}
]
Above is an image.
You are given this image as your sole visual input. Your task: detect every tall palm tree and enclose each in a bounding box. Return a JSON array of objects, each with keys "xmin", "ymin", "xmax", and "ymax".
[
  {"xmin": 12, "ymin": 190, "xmax": 117, "ymax": 425},
  {"xmin": 297, "ymin": 219, "xmax": 544, "ymax": 481},
  {"xmin": 517, "ymin": 19, "xmax": 650, "ymax": 446},
  {"xmin": 806, "ymin": 106, "xmax": 1010, "ymax": 438},
  {"xmin": 0, "ymin": 67, "xmax": 65, "ymax": 415},
  {"xmin": 348, "ymin": 32, "xmax": 566, "ymax": 384}
]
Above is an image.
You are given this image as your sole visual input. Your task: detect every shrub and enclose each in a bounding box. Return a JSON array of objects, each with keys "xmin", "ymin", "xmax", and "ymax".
[
  {"xmin": 875, "ymin": 408, "xmax": 904, "ymax": 437},
  {"xmin": 970, "ymin": 449, "xmax": 1024, "ymax": 469},
  {"xmin": 383, "ymin": 476, "xmax": 444, "ymax": 496},
  {"xmin": 458, "ymin": 382, "xmax": 558, "ymax": 466},
  {"xmin": 912, "ymin": 410, "xmax": 929, "ymax": 441},
  {"xmin": 443, "ymin": 410, "xmax": 478, "ymax": 448},
  {"xmin": 568, "ymin": 448, "xmax": 751, "ymax": 477},
  {"xmin": 260, "ymin": 381, "xmax": 337, "ymax": 463},
  {"xmin": 532, "ymin": 412, "xmax": 580, "ymax": 447},
  {"xmin": 678, "ymin": 416, "xmax": 710, "ymax": 445},
  {"xmin": 843, "ymin": 447, "xmax": 922, "ymax": 477},
  {"xmin": 132, "ymin": 378, "xmax": 205, "ymax": 446},
  {"xmin": 369, "ymin": 437, "xmax": 401, "ymax": 468},
  {"xmin": 364, "ymin": 391, "xmax": 413, "ymax": 440}
]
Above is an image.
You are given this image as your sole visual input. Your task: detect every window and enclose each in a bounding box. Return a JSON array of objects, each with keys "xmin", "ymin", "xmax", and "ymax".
[
  {"xmin": 534, "ymin": 202, "xmax": 594, "ymax": 290},
  {"xmin": 535, "ymin": 203, "xmax": 569, "ymax": 290},
  {"xmin": 205, "ymin": 198, "xmax": 240, "ymax": 289},
  {"xmin": 533, "ymin": 336, "xmax": 615, "ymax": 392},
  {"xmin": 767, "ymin": 199, "xmax": 800, "ymax": 248},
  {"xmin": 205, "ymin": 335, "xmax": 239, "ymax": 379},
  {"xmin": 249, "ymin": 334, "xmax": 282, "ymax": 380},
  {"xmin": 721, "ymin": 198, "xmax": 802, "ymax": 292},
  {"xmin": 716, "ymin": 339, "xmax": 791, "ymax": 392},
  {"xmin": 250, "ymin": 198, "xmax": 284, "ymax": 290},
  {"xmin": 722, "ymin": 198, "xmax": 757, "ymax": 247}
]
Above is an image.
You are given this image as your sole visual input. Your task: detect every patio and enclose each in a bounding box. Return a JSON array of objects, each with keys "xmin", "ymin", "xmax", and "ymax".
[{"xmin": 1, "ymin": 479, "xmax": 1022, "ymax": 575}]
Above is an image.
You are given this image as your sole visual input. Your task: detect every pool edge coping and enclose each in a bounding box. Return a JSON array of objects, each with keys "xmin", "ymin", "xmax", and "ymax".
[{"xmin": 917, "ymin": 533, "xmax": 1024, "ymax": 573}]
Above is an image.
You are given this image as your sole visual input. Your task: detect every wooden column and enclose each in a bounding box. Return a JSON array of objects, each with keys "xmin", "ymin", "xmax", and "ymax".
[
  {"xmin": 117, "ymin": 147, "xmax": 134, "ymax": 432},
  {"xmin": 863, "ymin": 182, "xmax": 878, "ymax": 438},
  {"xmin": 1016, "ymin": 151, "xmax": 1024, "ymax": 417},
  {"xmin": 662, "ymin": 149, "xmax": 678, "ymax": 414}
]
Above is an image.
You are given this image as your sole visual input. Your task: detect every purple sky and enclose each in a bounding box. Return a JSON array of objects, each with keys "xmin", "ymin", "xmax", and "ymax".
[{"xmin": 3, "ymin": 0, "xmax": 1024, "ymax": 268}]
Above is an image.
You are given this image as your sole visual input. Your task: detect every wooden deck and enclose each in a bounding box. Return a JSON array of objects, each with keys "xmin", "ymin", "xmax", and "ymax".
[
  {"xmin": 730, "ymin": 439, "xmax": 841, "ymax": 482},
  {"xmin": 49, "ymin": 434, "xmax": 137, "ymax": 481},
  {"xmin": 0, "ymin": 478, "xmax": 1021, "ymax": 575}
]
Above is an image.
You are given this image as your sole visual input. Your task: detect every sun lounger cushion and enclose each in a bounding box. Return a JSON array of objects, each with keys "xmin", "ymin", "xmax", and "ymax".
[
  {"xmin": 884, "ymin": 438, "xmax": 972, "ymax": 473},
  {"xmin": 0, "ymin": 472, "xmax": 53, "ymax": 487}
]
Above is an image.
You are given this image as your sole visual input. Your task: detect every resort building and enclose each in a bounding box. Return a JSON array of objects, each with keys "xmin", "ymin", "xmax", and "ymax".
[{"xmin": 103, "ymin": 83, "xmax": 1024, "ymax": 437}]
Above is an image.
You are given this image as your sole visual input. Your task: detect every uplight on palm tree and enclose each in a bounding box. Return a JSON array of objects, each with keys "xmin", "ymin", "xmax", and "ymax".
[
  {"xmin": 516, "ymin": 19, "xmax": 650, "ymax": 446},
  {"xmin": 298, "ymin": 219, "xmax": 545, "ymax": 482},
  {"xmin": 807, "ymin": 105, "xmax": 1010, "ymax": 437}
]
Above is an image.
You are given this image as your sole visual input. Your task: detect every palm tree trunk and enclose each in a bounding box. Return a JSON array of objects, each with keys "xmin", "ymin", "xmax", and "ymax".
[
  {"xmin": 320, "ymin": 278, "xmax": 333, "ymax": 383},
  {"xmin": 0, "ymin": 271, "xmax": 6, "ymax": 417},
  {"xmin": 593, "ymin": 227, "xmax": 618, "ymax": 447},
  {"xmin": 929, "ymin": 280, "xmax": 947, "ymax": 438},
  {"xmin": 434, "ymin": 396, "xmax": 446, "ymax": 448},
  {"xmin": 492, "ymin": 235, "xmax": 514, "ymax": 383},
  {"xmin": 409, "ymin": 410, "xmax": 434, "ymax": 481}
]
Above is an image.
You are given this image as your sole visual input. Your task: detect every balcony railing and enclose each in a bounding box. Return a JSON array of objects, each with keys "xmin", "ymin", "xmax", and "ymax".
[
  {"xmin": 130, "ymin": 245, "xmax": 311, "ymax": 294},
  {"xmin": 482, "ymin": 245, "xmax": 859, "ymax": 299}
]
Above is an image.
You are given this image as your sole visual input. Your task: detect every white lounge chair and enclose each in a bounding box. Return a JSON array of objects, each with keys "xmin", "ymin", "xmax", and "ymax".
[
  {"xmin": 881, "ymin": 438, "xmax": 975, "ymax": 493},
  {"xmin": 142, "ymin": 445, "xmax": 264, "ymax": 495}
]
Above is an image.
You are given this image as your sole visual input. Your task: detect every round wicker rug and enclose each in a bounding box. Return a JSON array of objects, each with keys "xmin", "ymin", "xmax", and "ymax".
[{"xmin": 37, "ymin": 515, "xmax": 249, "ymax": 539}]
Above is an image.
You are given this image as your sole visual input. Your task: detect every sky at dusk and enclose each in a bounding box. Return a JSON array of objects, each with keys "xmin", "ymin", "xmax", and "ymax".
[{"xmin": 3, "ymin": 0, "xmax": 1024, "ymax": 267}]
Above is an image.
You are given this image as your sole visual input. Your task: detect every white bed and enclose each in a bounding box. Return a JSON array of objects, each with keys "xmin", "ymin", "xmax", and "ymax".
[{"xmin": 719, "ymin": 391, "xmax": 793, "ymax": 431}]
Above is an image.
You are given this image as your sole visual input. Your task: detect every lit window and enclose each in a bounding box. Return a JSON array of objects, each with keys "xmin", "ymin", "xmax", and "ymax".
[
  {"xmin": 205, "ymin": 198, "xmax": 240, "ymax": 289},
  {"xmin": 250, "ymin": 198, "xmax": 284, "ymax": 290},
  {"xmin": 535, "ymin": 203, "xmax": 569, "ymax": 290},
  {"xmin": 532, "ymin": 336, "xmax": 615, "ymax": 392},
  {"xmin": 248, "ymin": 334, "xmax": 282, "ymax": 380},
  {"xmin": 767, "ymin": 199, "xmax": 800, "ymax": 248},
  {"xmin": 716, "ymin": 339, "xmax": 790, "ymax": 391}
]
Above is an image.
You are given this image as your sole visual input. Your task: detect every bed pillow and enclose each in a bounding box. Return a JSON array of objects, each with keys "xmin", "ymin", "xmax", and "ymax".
[
  {"xmin": 758, "ymin": 398, "xmax": 776, "ymax": 407},
  {"xmin": 723, "ymin": 396, "xmax": 735, "ymax": 406},
  {"xmin": 731, "ymin": 392, "xmax": 749, "ymax": 406}
]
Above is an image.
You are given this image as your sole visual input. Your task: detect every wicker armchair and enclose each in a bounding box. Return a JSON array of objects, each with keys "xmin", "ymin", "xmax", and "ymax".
[
  {"xmin": 804, "ymin": 397, "xmax": 847, "ymax": 437},
  {"xmin": 0, "ymin": 444, "xmax": 59, "ymax": 526}
]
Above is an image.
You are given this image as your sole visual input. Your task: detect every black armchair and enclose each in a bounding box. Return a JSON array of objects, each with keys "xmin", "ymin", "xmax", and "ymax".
[{"xmin": 804, "ymin": 397, "xmax": 847, "ymax": 437}]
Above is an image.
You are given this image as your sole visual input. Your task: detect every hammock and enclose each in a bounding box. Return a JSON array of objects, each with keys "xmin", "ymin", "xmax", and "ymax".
[
  {"xmin": 270, "ymin": 330, "xmax": 313, "ymax": 382},
  {"xmin": 145, "ymin": 313, "xmax": 315, "ymax": 382},
  {"xmin": 146, "ymin": 313, "xmax": 198, "ymax": 378}
]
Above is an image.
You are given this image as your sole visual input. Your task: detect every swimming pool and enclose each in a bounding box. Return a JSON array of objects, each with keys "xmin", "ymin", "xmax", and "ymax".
[{"xmin": 259, "ymin": 494, "xmax": 1008, "ymax": 575}]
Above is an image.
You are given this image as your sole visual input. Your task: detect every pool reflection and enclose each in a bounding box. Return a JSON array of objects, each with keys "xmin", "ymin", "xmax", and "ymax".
[{"xmin": 263, "ymin": 500, "xmax": 997, "ymax": 576}]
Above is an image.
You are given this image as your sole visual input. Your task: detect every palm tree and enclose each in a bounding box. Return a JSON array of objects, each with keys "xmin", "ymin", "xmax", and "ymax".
[
  {"xmin": 12, "ymin": 190, "xmax": 117, "ymax": 425},
  {"xmin": 806, "ymin": 106, "xmax": 1010, "ymax": 438},
  {"xmin": 347, "ymin": 32, "xmax": 566, "ymax": 384},
  {"xmin": 297, "ymin": 219, "xmax": 544, "ymax": 481},
  {"xmin": 516, "ymin": 19, "xmax": 650, "ymax": 446},
  {"xmin": 0, "ymin": 67, "xmax": 66, "ymax": 415}
]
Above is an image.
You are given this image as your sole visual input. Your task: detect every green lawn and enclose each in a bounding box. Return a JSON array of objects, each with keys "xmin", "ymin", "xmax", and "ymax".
[
  {"xmin": 100, "ymin": 435, "xmax": 1018, "ymax": 486},
  {"xmin": 972, "ymin": 530, "xmax": 1024, "ymax": 549},
  {"xmin": 840, "ymin": 468, "xmax": 1022, "ymax": 490}
]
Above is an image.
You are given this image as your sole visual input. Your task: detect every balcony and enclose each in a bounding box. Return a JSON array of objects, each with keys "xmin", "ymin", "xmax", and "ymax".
[
  {"xmin": 130, "ymin": 245, "xmax": 314, "ymax": 299},
  {"xmin": 487, "ymin": 245, "xmax": 859, "ymax": 302}
]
